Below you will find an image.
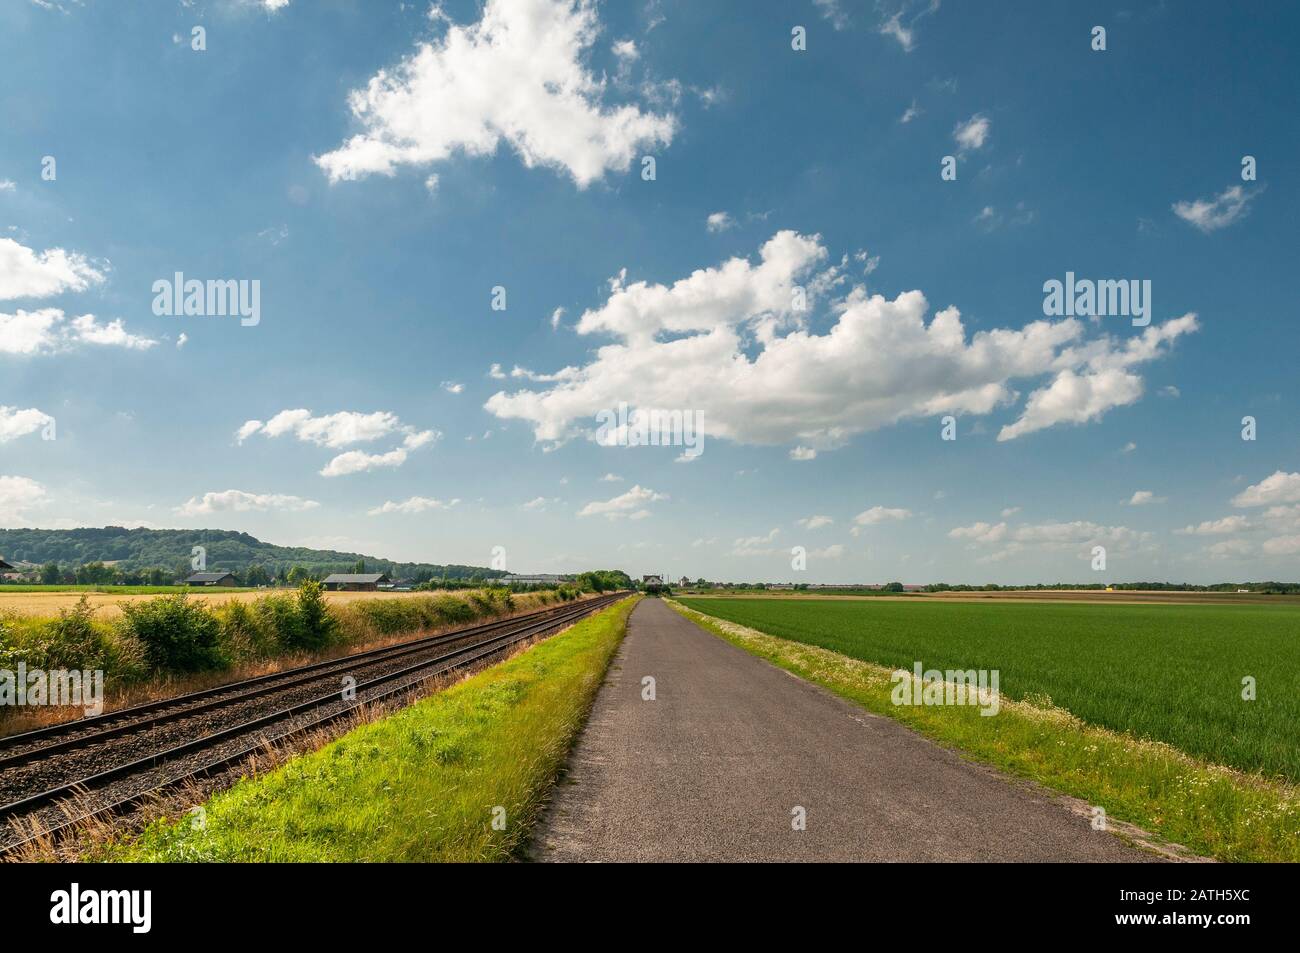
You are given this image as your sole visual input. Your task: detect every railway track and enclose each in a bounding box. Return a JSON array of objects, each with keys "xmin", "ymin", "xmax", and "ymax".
[{"xmin": 0, "ymin": 592, "xmax": 626, "ymax": 852}]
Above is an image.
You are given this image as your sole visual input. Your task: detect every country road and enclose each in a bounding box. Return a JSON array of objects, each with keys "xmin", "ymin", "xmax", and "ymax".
[{"xmin": 533, "ymin": 598, "xmax": 1162, "ymax": 862}]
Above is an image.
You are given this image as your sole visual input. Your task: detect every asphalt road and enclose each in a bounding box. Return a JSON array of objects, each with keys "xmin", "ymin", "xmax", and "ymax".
[{"xmin": 533, "ymin": 598, "xmax": 1162, "ymax": 862}]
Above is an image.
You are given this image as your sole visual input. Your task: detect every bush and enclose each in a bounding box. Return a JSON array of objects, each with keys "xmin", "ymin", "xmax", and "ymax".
[
  {"xmin": 295, "ymin": 581, "xmax": 337, "ymax": 650},
  {"xmin": 255, "ymin": 593, "xmax": 306, "ymax": 651},
  {"xmin": 119, "ymin": 595, "xmax": 225, "ymax": 674}
]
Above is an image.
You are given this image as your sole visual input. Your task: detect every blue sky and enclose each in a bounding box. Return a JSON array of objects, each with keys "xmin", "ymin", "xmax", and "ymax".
[{"xmin": 1, "ymin": 0, "xmax": 1297, "ymax": 584}]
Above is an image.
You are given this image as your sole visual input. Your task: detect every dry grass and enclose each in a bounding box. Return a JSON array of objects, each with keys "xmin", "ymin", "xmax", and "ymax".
[
  {"xmin": 0, "ymin": 590, "xmax": 590, "ymax": 738},
  {"xmin": 0, "ymin": 586, "xmax": 516, "ymax": 619}
]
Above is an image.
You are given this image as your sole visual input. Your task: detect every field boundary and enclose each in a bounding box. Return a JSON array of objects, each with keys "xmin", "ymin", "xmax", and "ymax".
[{"xmin": 667, "ymin": 599, "xmax": 1300, "ymax": 863}]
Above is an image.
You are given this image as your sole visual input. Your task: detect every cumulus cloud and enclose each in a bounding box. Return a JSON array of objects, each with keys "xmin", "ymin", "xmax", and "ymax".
[
  {"xmin": 0, "ymin": 237, "xmax": 106, "ymax": 301},
  {"xmin": 485, "ymin": 232, "xmax": 1196, "ymax": 454},
  {"xmin": 952, "ymin": 113, "xmax": 990, "ymax": 153},
  {"xmin": 949, "ymin": 521, "xmax": 1007, "ymax": 544},
  {"xmin": 368, "ymin": 496, "xmax": 458, "ymax": 515},
  {"xmin": 236, "ymin": 408, "xmax": 439, "ymax": 477},
  {"xmin": 1127, "ymin": 490, "xmax": 1164, "ymax": 505},
  {"xmin": 796, "ymin": 515, "xmax": 834, "ymax": 529},
  {"xmin": 789, "ymin": 446, "xmax": 817, "ymax": 461},
  {"xmin": 1231, "ymin": 471, "xmax": 1300, "ymax": 508},
  {"xmin": 731, "ymin": 527, "xmax": 780, "ymax": 556},
  {"xmin": 1172, "ymin": 184, "xmax": 1258, "ymax": 233},
  {"xmin": 0, "ymin": 309, "xmax": 157, "ymax": 355},
  {"xmin": 706, "ymin": 211, "xmax": 734, "ymax": 233},
  {"xmin": 315, "ymin": 0, "xmax": 677, "ymax": 189},
  {"xmin": 578, "ymin": 484, "xmax": 665, "ymax": 519},
  {"xmin": 0, "ymin": 474, "xmax": 47, "ymax": 526},
  {"xmin": 952, "ymin": 518, "xmax": 1148, "ymax": 562},
  {"xmin": 176, "ymin": 490, "xmax": 320, "ymax": 516},
  {"xmin": 853, "ymin": 505, "xmax": 911, "ymax": 527},
  {"xmin": 0, "ymin": 406, "xmax": 53, "ymax": 443},
  {"xmin": 1176, "ymin": 516, "xmax": 1251, "ymax": 536}
]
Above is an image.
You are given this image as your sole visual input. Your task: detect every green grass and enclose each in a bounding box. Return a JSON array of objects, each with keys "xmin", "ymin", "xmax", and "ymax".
[
  {"xmin": 670, "ymin": 600, "xmax": 1300, "ymax": 863},
  {"xmin": 678, "ymin": 597, "xmax": 1300, "ymax": 783},
  {"xmin": 97, "ymin": 596, "xmax": 637, "ymax": 862}
]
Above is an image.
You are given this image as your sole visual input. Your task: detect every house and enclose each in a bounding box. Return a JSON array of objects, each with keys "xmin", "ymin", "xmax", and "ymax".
[
  {"xmin": 186, "ymin": 572, "xmax": 237, "ymax": 587},
  {"xmin": 501, "ymin": 573, "xmax": 573, "ymax": 586},
  {"xmin": 0, "ymin": 557, "xmax": 14, "ymax": 572},
  {"xmin": 322, "ymin": 572, "xmax": 390, "ymax": 592}
]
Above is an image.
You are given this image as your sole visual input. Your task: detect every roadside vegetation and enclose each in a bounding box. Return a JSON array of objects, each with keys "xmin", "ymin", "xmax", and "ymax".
[
  {"xmin": 0, "ymin": 584, "xmax": 586, "ymax": 732},
  {"xmin": 671, "ymin": 599, "xmax": 1300, "ymax": 863},
  {"xmin": 97, "ymin": 595, "xmax": 637, "ymax": 862}
]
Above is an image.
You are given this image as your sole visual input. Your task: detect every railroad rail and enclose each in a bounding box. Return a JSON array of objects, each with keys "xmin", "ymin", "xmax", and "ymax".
[{"xmin": 0, "ymin": 591, "xmax": 627, "ymax": 851}]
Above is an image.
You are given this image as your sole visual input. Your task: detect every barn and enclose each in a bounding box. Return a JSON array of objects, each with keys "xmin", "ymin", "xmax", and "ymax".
[
  {"xmin": 185, "ymin": 572, "xmax": 237, "ymax": 587},
  {"xmin": 322, "ymin": 572, "xmax": 390, "ymax": 592},
  {"xmin": 0, "ymin": 557, "xmax": 14, "ymax": 572}
]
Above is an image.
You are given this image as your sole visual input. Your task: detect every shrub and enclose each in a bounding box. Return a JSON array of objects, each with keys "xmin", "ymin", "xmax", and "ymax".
[
  {"xmin": 295, "ymin": 581, "xmax": 337, "ymax": 650},
  {"xmin": 255, "ymin": 593, "xmax": 306, "ymax": 651},
  {"xmin": 118, "ymin": 595, "xmax": 225, "ymax": 674}
]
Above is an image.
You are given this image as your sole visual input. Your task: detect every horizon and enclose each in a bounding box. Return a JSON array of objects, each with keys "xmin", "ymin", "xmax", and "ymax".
[{"xmin": 2, "ymin": 1, "xmax": 1298, "ymax": 585}]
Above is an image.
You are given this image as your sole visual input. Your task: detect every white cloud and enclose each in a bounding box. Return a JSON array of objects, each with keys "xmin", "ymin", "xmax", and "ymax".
[
  {"xmin": 577, "ymin": 483, "xmax": 666, "ymax": 519},
  {"xmin": 996, "ymin": 315, "xmax": 1198, "ymax": 441},
  {"xmin": 0, "ymin": 475, "xmax": 47, "ymax": 526},
  {"xmin": 550, "ymin": 307, "xmax": 566, "ymax": 330},
  {"xmin": 706, "ymin": 211, "xmax": 734, "ymax": 233},
  {"xmin": 486, "ymin": 232, "xmax": 1196, "ymax": 453},
  {"xmin": 1121, "ymin": 441, "xmax": 1137, "ymax": 453},
  {"xmin": 441, "ymin": 381, "xmax": 464, "ymax": 394},
  {"xmin": 1127, "ymin": 490, "xmax": 1164, "ymax": 505},
  {"xmin": 0, "ymin": 180, "xmax": 15, "ymax": 192},
  {"xmin": 238, "ymin": 409, "xmax": 404, "ymax": 448},
  {"xmin": 520, "ymin": 496, "xmax": 554, "ymax": 511},
  {"xmin": 810, "ymin": 543, "xmax": 846, "ymax": 559},
  {"xmin": 0, "ymin": 406, "xmax": 53, "ymax": 443},
  {"xmin": 853, "ymin": 506, "xmax": 911, "ymax": 528},
  {"xmin": 68, "ymin": 314, "xmax": 156, "ymax": 350},
  {"xmin": 899, "ymin": 100, "xmax": 921, "ymax": 123},
  {"xmin": 952, "ymin": 113, "xmax": 990, "ymax": 153},
  {"xmin": 368, "ymin": 496, "xmax": 458, "ymax": 515},
  {"xmin": 1172, "ymin": 184, "xmax": 1258, "ymax": 233},
  {"xmin": 488, "ymin": 363, "xmax": 507, "ymax": 379},
  {"xmin": 320, "ymin": 448, "xmax": 411, "ymax": 478},
  {"xmin": 949, "ymin": 521, "xmax": 1008, "ymax": 544},
  {"xmin": 0, "ymin": 308, "xmax": 156, "ymax": 355},
  {"xmin": 611, "ymin": 38, "xmax": 638, "ymax": 61},
  {"xmin": 1176, "ymin": 516, "xmax": 1251, "ymax": 536},
  {"xmin": 789, "ymin": 446, "xmax": 817, "ymax": 461},
  {"xmin": 237, "ymin": 409, "xmax": 439, "ymax": 476},
  {"xmin": 176, "ymin": 490, "xmax": 319, "ymax": 516},
  {"xmin": 1232, "ymin": 471, "xmax": 1300, "ymax": 508},
  {"xmin": 0, "ymin": 237, "xmax": 107, "ymax": 301},
  {"xmin": 1000, "ymin": 506, "xmax": 1020, "ymax": 518},
  {"xmin": 796, "ymin": 515, "xmax": 834, "ymax": 529},
  {"xmin": 1205, "ymin": 538, "xmax": 1253, "ymax": 559},
  {"xmin": 878, "ymin": 4, "xmax": 944, "ymax": 52},
  {"xmin": 815, "ymin": 0, "xmax": 850, "ymax": 30},
  {"xmin": 731, "ymin": 527, "xmax": 780, "ymax": 556},
  {"xmin": 176, "ymin": 332, "xmax": 188, "ymax": 349},
  {"xmin": 599, "ymin": 472, "xmax": 622, "ymax": 482},
  {"xmin": 315, "ymin": 0, "xmax": 677, "ymax": 189}
]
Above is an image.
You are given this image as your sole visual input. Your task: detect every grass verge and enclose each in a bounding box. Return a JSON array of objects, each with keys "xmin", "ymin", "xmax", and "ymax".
[
  {"xmin": 668, "ymin": 599, "xmax": 1300, "ymax": 863},
  {"xmin": 95, "ymin": 595, "xmax": 638, "ymax": 862}
]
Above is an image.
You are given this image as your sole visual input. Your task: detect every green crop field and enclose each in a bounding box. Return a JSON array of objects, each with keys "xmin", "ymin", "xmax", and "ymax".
[{"xmin": 678, "ymin": 597, "xmax": 1300, "ymax": 782}]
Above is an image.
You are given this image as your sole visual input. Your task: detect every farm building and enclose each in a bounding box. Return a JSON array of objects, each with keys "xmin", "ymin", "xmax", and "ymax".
[
  {"xmin": 185, "ymin": 572, "xmax": 237, "ymax": 587},
  {"xmin": 322, "ymin": 572, "xmax": 390, "ymax": 592},
  {"xmin": 0, "ymin": 557, "xmax": 14, "ymax": 571},
  {"xmin": 501, "ymin": 573, "xmax": 573, "ymax": 586}
]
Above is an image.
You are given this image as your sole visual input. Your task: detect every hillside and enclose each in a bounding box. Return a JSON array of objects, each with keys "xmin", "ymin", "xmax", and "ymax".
[{"xmin": 0, "ymin": 527, "xmax": 503, "ymax": 581}]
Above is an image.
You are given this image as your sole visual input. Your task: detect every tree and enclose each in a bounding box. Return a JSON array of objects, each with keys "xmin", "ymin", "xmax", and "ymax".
[
  {"xmin": 352, "ymin": 559, "xmax": 366, "ymax": 574},
  {"xmin": 245, "ymin": 564, "xmax": 270, "ymax": 588},
  {"xmin": 883, "ymin": 581, "xmax": 905, "ymax": 593},
  {"xmin": 40, "ymin": 562, "xmax": 60, "ymax": 585},
  {"xmin": 287, "ymin": 565, "xmax": 309, "ymax": 586}
]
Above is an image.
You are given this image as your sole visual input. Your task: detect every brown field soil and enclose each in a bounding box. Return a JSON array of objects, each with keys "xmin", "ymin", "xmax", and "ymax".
[
  {"xmin": 0, "ymin": 587, "xmax": 498, "ymax": 620},
  {"xmin": 679, "ymin": 589, "xmax": 1300, "ymax": 606}
]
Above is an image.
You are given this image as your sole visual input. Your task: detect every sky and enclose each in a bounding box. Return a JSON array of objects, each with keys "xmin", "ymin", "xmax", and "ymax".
[{"xmin": 1, "ymin": 0, "xmax": 1297, "ymax": 584}]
